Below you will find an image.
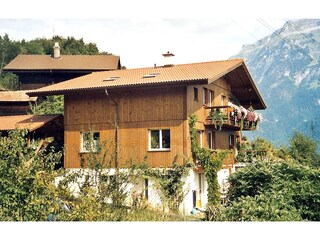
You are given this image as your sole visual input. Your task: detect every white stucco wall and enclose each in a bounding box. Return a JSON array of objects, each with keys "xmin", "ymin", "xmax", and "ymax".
[{"xmin": 56, "ymin": 167, "xmax": 233, "ymax": 215}]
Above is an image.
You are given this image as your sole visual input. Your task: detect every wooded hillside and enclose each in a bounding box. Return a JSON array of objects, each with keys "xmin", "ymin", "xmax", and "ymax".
[{"xmin": 0, "ymin": 34, "xmax": 111, "ymax": 90}]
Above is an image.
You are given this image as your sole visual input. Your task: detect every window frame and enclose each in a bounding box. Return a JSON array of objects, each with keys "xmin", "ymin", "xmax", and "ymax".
[
  {"xmin": 193, "ymin": 87, "xmax": 199, "ymax": 101},
  {"xmin": 221, "ymin": 95, "xmax": 226, "ymax": 106},
  {"xmin": 203, "ymin": 87, "xmax": 208, "ymax": 105},
  {"xmin": 208, "ymin": 131, "xmax": 215, "ymax": 150},
  {"xmin": 148, "ymin": 129, "xmax": 171, "ymax": 151},
  {"xmin": 229, "ymin": 134, "xmax": 235, "ymax": 150},
  {"xmin": 197, "ymin": 130, "xmax": 203, "ymax": 148},
  {"xmin": 209, "ymin": 90, "xmax": 214, "ymax": 107},
  {"xmin": 80, "ymin": 131, "xmax": 100, "ymax": 153}
]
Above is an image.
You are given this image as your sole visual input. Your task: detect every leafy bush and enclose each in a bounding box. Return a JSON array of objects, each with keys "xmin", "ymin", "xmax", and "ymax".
[
  {"xmin": 0, "ymin": 130, "xmax": 62, "ymax": 221},
  {"xmin": 30, "ymin": 95, "xmax": 64, "ymax": 115},
  {"xmin": 222, "ymin": 161, "xmax": 320, "ymax": 221}
]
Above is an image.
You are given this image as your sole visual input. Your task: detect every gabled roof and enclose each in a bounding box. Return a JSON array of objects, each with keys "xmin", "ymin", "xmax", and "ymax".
[
  {"xmin": 27, "ymin": 58, "xmax": 266, "ymax": 109},
  {"xmin": 0, "ymin": 91, "xmax": 38, "ymax": 102},
  {"xmin": 3, "ymin": 54, "xmax": 121, "ymax": 71},
  {"xmin": 0, "ymin": 114, "xmax": 62, "ymax": 131},
  {"xmin": 27, "ymin": 59, "xmax": 243, "ymax": 92}
]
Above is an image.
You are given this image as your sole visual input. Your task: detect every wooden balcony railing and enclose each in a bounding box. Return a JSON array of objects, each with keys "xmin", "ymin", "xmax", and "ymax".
[
  {"xmin": 204, "ymin": 106, "xmax": 258, "ymax": 131},
  {"xmin": 220, "ymin": 150, "xmax": 235, "ymax": 170},
  {"xmin": 194, "ymin": 149, "xmax": 235, "ymax": 171}
]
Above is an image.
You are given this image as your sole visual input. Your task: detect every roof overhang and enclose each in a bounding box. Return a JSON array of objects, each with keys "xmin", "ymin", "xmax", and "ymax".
[
  {"xmin": 27, "ymin": 79, "xmax": 208, "ymax": 97},
  {"xmin": 209, "ymin": 63, "xmax": 266, "ymax": 110},
  {"xmin": 0, "ymin": 114, "xmax": 63, "ymax": 132}
]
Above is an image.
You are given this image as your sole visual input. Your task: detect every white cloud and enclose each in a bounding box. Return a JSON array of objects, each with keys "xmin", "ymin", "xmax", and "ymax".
[{"xmin": 0, "ymin": 18, "xmax": 288, "ymax": 68}]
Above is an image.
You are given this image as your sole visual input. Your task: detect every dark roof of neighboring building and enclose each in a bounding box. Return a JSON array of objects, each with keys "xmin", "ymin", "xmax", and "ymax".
[
  {"xmin": 0, "ymin": 114, "xmax": 62, "ymax": 131},
  {"xmin": 3, "ymin": 54, "xmax": 121, "ymax": 71}
]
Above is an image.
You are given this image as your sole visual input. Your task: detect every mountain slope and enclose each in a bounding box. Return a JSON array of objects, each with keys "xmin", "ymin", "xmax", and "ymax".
[{"xmin": 231, "ymin": 19, "xmax": 320, "ymax": 146}]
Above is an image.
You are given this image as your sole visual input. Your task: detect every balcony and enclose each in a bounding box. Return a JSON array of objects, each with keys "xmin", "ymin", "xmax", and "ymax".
[
  {"xmin": 204, "ymin": 106, "xmax": 260, "ymax": 131},
  {"xmin": 195, "ymin": 149, "xmax": 235, "ymax": 171},
  {"xmin": 219, "ymin": 150, "xmax": 235, "ymax": 170}
]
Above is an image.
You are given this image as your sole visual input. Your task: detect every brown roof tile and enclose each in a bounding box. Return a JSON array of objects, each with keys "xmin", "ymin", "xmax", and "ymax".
[
  {"xmin": 0, "ymin": 114, "xmax": 61, "ymax": 131},
  {"xmin": 0, "ymin": 91, "xmax": 38, "ymax": 102},
  {"xmin": 27, "ymin": 59, "xmax": 244, "ymax": 95},
  {"xmin": 4, "ymin": 54, "xmax": 120, "ymax": 71}
]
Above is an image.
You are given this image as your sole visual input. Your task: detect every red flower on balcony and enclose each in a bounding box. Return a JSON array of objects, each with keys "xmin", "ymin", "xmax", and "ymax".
[{"xmin": 247, "ymin": 111, "xmax": 255, "ymax": 122}]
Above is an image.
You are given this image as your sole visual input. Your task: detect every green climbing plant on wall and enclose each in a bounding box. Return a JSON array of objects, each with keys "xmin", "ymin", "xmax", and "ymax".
[{"xmin": 189, "ymin": 114, "xmax": 227, "ymax": 207}]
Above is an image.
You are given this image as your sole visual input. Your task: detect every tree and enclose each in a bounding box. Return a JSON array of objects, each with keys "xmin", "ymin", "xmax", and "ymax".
[
  {"xmin": 0, "ymin": 34, "xmax": 20, "ymax": 76},
  {"xmin": 289, "ymin": 131, "xmax": 320, "ymax": 167},
  {"xmin": 0, "ymin": 72, "xmax": 19, "ymax": 90},
  {"xmin": 30, "ymin": 95, "xmax": 64, "ymax": 115},
  {"xmin": 0, "ymin": 129, "xmax": 62, "ymax": 221}
]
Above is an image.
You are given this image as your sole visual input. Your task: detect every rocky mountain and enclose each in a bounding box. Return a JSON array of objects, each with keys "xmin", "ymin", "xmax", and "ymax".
[{"xmin": 231, "ymin": 19, "xmax": 320, "ymax": 147}]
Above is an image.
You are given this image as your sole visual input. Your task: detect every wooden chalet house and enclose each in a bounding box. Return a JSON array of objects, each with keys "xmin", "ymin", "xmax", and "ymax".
[
  {"xmin": 0, "ymin": 114, "xmax": 64, "ymax": 168},
  {"xmin": 0, "ymin": 90, "xmax": 40, "ymax": 116},
  {"xmin": 3, "ymin": 42, "xmax": 121, "ymax": 90},
  {"xmin": 27, "ymin": 56, "xmax": 266, "ymax": 213}
]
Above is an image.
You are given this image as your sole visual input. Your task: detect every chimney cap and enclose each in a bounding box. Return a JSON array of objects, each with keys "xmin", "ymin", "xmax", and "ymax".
[
  {"xmin": 53, "ymin": 42, "xmax": 60, "ymax": 48},
  {"xmin": 162, "ymin": 51, "xmax": 175, "ymax": 57},
  {"xmin": 53, "ymin": 42, "xmax": 61, "ymax": 59}
]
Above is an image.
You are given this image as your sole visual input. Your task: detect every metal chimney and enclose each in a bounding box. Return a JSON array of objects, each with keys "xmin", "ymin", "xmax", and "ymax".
[
  {"xmin": 162, "ymin": 51, "xmax": 175, "ymax": 67},
  {"xmin": 53, "ymin": 42, "xmax": 61, "ymax": 59}
]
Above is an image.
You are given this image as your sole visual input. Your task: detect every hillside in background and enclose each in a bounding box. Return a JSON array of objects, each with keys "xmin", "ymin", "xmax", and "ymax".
[{"xmin": 232, "ymin": 19, "xmax": 320, "ymax": 147}]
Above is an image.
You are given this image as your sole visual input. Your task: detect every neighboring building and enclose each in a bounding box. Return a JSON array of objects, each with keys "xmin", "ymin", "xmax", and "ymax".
[
  {"xmin": 0, "ymin": 114, "xmax": 64, "ymax": 167},
  {"xmin": 0, "ymin": 114, "xmax": 63, "ymax": 137},
  {"xmin": 0, "ymin": 114, "xmax": 64, "ymax": 168},
  {"xmin": 0, "ymin": 91, "xmax": 40, "ymax": 116},
  {"xmin": 3, "ymin": 42, "xmax": 121, "ymax": 90},
  {"xmin": 27, "ymin": 57, "xmax": 266, "ymax": 214}
]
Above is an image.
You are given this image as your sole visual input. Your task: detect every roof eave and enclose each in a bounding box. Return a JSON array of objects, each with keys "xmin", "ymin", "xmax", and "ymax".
[{"xmin": 26, "ymin": 79, "xmax": 209, "ymax": 97}]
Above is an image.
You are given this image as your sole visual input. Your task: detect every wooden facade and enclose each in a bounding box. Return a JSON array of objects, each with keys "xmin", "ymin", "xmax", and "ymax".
[
  {"xmin": 64, "ymin": 76, "xmax": 242, "ymax": 169},
  {"xmin": 17, "ymin": 71, "xmax": 92, "ymax": 90}
]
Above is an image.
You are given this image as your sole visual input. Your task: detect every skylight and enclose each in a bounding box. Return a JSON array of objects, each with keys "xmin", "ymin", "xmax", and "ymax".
[
  {"xmin": 142, "ymin": 73, "xmax": 160, "ymax": 78},
  {"xmin": 103, "ymin": 76, "xmax": 119, "ymax": 81}
]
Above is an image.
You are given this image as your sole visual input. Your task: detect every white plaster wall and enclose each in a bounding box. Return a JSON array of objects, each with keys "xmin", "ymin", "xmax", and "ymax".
[
  {"xmin": 55, "ymin": 168, "xmax": 232, "ymax": 215},
  {"xmin": 181, "ymin": 169, "xmax": 196, "ymax": 214}
]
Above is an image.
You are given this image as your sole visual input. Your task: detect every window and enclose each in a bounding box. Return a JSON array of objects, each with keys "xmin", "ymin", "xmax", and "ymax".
[
  {"xmin": 221, "ymin": 95, "xmax": 226, "ymax": 106},
  {"xmin": 203, "ymin": 88, "xmax": 213, "ymax": 106},
  {"xmin": 197, "ymin": 130, "xmax": 203, "ymax": 148},
  {"xmin": 203, "ymin": 88, "xmax": 208, "ymax": 105},
  {"xmin": 193, "ymin": 87, "xmax": 198, "ymax": 101},
  {"xmin": 208, "ymin": 131, "xmax": 215, "ymax": 150},
  {"xmin": 149, "ymin": 129, "xmax": 170, "ymax": 151},
  {"xmin": 81, "ymin": 132, "xmax": 100, "ymax": 153},
  {"xmin": 209, "ymin": 90, "xmax": 214, "ymax": 107},
  {"xmin": 229, "ymin": 134, "xmax": 235, "ymax": 149}
]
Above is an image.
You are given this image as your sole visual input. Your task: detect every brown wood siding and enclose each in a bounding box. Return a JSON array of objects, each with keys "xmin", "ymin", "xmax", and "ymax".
[
  {"xmin": 186, "ymin": 78, "xmax": 240, "ymax": 152},
  {"xmin": 64, "ymin": 86, "xmax": 188, "ymax": 168},
  {"xmin": 187, "ymin": 77, "xmax": 232, "ymax": 123},
  {"xmin": 0, "ymin": 104, "xmax": 32, "ymax": 116}
]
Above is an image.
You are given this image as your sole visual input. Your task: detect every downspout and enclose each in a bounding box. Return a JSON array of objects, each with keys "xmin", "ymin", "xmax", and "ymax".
[{"xmin": 105, "ymin": 88, "xmax": 119, "ymax": 170}]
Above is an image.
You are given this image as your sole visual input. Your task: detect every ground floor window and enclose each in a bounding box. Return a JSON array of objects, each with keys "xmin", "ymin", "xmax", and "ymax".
[
  {"xmin": 80, "ymin": 131, "xmax": 100, "ymax": 153},
  {"xmin": 149, "ymin": 129, "xmax": 170, "ymax": 151},
  {"xmin": 197, "ymin": 130, "xmax": 203, "ymax": 148},
  {"xmin": 229, "ymin": 134, "xmax": 235, "ymax": 149}
]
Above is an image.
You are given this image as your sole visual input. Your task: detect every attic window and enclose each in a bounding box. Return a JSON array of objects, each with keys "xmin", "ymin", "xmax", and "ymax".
[
  {"xmin": 104, "ymin": 77, "xmax": 119, "ymax": 81},
  {"xmin": 142, "ymin": 73, "xmax": 160, "ymax": 78}
]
